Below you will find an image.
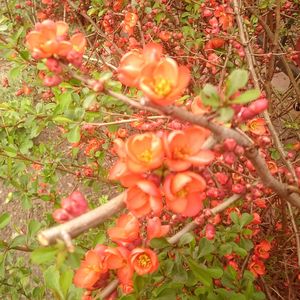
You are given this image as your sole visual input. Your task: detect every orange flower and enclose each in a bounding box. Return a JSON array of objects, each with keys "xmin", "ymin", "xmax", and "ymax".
[
  {"xmin": 163, "ymin": 126, "xmax": 214, "ymax": 171},
  {"xmin": 139, "ymin": 57, "xmax": 190, "ymax": 105},
  {"xmin": 109, "ymin": 159, "xmax": 144, "ymax": 187},
  {"xmin": 147, "ymin": 217, "xmax": 170, "ymax": 241},
  {"xmin": 117, "ymin": 261, "xmax": 134, "ymax": 286},
  {"xmin": 254, "ymin": 240, "xmax": 271, "ymax": 259},
  {"xmin": 26, "ymin": 20, "xmax": 68, "ymax": 59},
  {"xmin": 26, "ymin": 20, "xmax": 86, "ymax": 62},
  {"xmin": 107, "ymin": 213, "xmax": 140, "ymax": 245},
  {"xmin": 249, "ymin": 258, "xmax": 265, "ymax": 277},
  {"xmin": 104, "ymin": 246, "xmax": 130, "ymax": 269},
  {"xmin": 118, "ymin": 43, "xmax": 162, "ymax": 87},
  {"xmin": 125, "ymin": 133, "xmax": 164, "ymax": 173},
  {"xmin": 247, "ymin": 118, "xmax": 267, "ymax": 135},
  {"xmin": 163, "ymin": 171, "xmax": 206, "ymax": 216},
  {"xmin": 122, "ymin": 12, "xmax": 138, "ymax": 36},
  {"xmin": 191, "ymin": 96, "xmax": 210, "ymax": 115},
  {"xmin": 73, "ymin": 249, "xmax": 108, "ymax": 289},
  {"xmin": 130, "ymin": 248, "xmax": 159, "ymax": 275},
  {"xmin": 266, "ymin": 160, "xmax": 278, "ymax": 175},
  {"xmin": 125, "ymin": 180, "xmax": 162, "ymax": 218}
]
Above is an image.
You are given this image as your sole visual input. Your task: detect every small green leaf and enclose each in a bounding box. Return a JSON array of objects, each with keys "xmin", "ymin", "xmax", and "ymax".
[
  {"xmin": 0, "ymin": 213, "xmax": 11, "ymax": 229},
  {"xmin": 60, "ymin": 267, "xmax": 73, "ymax": 297},
  {"xmin": 206, "ymin": 267, "xmax": 223, "ymax": 279},
  {"xmin": 240, "ymin": 213, "xmax": 254, "ymax": 228},
  {"xmin": 150, "ymin": 237, "xmax": 170, "ymax": 249},
  {"xmin": 230, "ymin": 212, "xmax": 239, "ymax": 224},
  {"xmin": 231, "ymin": 89, "xmax": 260, "ymax": 104},
  {"xmin": 226, "ymin": 69, "xmax": 249, "ymax": 97},
  {"xmin": 83, "ymin": 93, "xmax": 97, "ymax": 109},
  {"xmin": 9, "ymin": 65, "xmax": 24, "ymax": 81},
  {"xmin": 31, "ymin": 246, "xmax": 59, "ymax": 264},
  {"xmin": 198, "ymin": 238, "xmax": 215, "ymax": 258},
  {"xmin": 218, "ymin": 107, "xmax": 234, "ymax": 122},
  {"xmin": 200, "ymin": 84, "xmax": 220, "ymax": 108},
  {"xmin": 44, "ymin": 266, "xmax": 64, "ymax": 299},
  {"xmin": 178, "ymin": 232, "xmax": 195, "ymax": 246},
  {"xmin": 188, "ymin": 258, "xmax": 212, "ymax": 287},
  {"xmin": 52, "ymin": 116, "xmax": 74, "ymax": 124},
  {"xmin": 66, "ymin": 125, "xmax": 81, "ymax": 143}
]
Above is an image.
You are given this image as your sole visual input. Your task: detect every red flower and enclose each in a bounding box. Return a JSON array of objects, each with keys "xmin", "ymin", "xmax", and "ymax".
[
  {"xmin": 107, "ymin": 213, "xmax": 140, "ymax": 245},
  {"xmin": 26, "ymin": 20, "xmax": 68, "ymax": 59},
  {"xmin": 73, "ymin": 249, "xmax": 108, "ymax": 289},
  {"xmin": 249, "ymin": 258, "xmax": 266, "ymax": 277},
  {"xmin": 147, "ymin": 217, "xmax": 170, "ymax": 241},
  {"xmin": 125, "ymin": 133, "xmax": 164, "ymax": 173},
  {"xmin": 130, "ymin": 248, "xmax": 159, "ymax": 275},
  {"xmin": 247, "ymin": 118, "xmax": 267, "ymax": 135},
  {"xmin": 163, "ymin": 171, "xmax": 206, "ymax": 216},
  {"xmin": 139, "ymin": 57, "xmax": 190, "ymax": 105},
  {"xmin": 125, "ymin": 180, "xmax": 162, "ymax": 218},
  {"xmin": 118, "ymin": 43, "xmax": 162, "ymax": 87},
  {"xmin": 104, "ymin": 246, "xmax": 130, "ymax": 270},
  {"xmin": 163, "ymin": 126, "xmax": 214, "ymax": 171},
  {"xmin": 254, "ymin": 240, "xmax": 271, "ymax": 259}
]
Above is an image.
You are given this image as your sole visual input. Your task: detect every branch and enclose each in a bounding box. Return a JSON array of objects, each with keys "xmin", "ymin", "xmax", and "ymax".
[
  {"xmin": 167, "ymin": 194, "xmax": 241, "ymax": 244},
  {"xmin": 99, "ymin": 194, "xmax": 241, "ymax": 297},
  {"xmin": 106, "ymin": 90, "xmax": 300, "ymax": 209},
  {"xmin": 37, "ymin": 193, "xmax": 125, "ymax": 246}
]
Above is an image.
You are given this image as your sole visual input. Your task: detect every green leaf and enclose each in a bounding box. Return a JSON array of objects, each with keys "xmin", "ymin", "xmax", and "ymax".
[
  {"xmin": 150, "ymin": 237, "xmax": 170, "ymax": 249},
  {"xmin": 28, "ymin": 220, "xmax": 42, "ymax": 238},
  {"xmin": 0, "ymin": 213, "xmax": 11, "ymax": 229},
  {"xmin": 240, "ymin": 213, "xmax": 253, "ymax": 228},
  {"xmin": 226, "ymin": 69, "xmax": 249, "ymax": 97},
  {"xmin": 44, "ymin": 266, "xmax": 64, "ymax": 299},
  {"xmin": 178, "ymin": 232, "xmax": 195, "ymax": 246},
  {"xmin": 231, "ymin": 89, "xmax": 260, "ymax": 104},
  {"xmin": 9, "ymin": 65, "xmax": 24, "ymax": 80},
  {"xmin": 83, "ymin": 93, "xmax": 97, "ymax": 109},
  {"xmin": 66, "ymin": 125, "xmax": 81, "ymax": 143},
  {"xmin": 52, "ymin": 116, "xmax": 74, "ymax": 124},
  {"xmin": 60, "ymin": 267, "xmax": 73, "ymax": 297},
  {"xmin": 200, "ymin": 84, "xmax": 220, "ymax": 108},
  {"xmin": 3, "ymin": 146, "xmax": 17, "ymax": 157},
  {"xmin": 57, "ymin": 92, "xmax": 73, "ymax": 111},
  {"xmin": 218, "ymin": 107, "xmax": 234, "ymax": 123},
  {"xmin": 198, "ymin": 238, "xmax": 215, "ymax": 257},
  {"xmin": 206, "ymin": 267, "xmax": 223, "ymax": 279},
  {"xmin": 230, "ymin": 212, "xmax": 239, "ymax": 224},
  {"xmin": 31, "ymin": 246, "xmax": 59, "ymax": 265},
  {"xmin": 188, "ymin": 258, "xmax": 212, "ymax": 287}
]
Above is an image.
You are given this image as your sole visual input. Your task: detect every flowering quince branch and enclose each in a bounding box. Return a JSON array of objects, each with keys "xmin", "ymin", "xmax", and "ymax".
[
  {"xmin": 167, "ymin": 193, "xmax": 241, "ymax": 244},
  {"xmin": 233, "ymin": 0, "xmax": 300, "ymax": 267},
  {"xmin": 97, "ymin": 194, "xmax": 241, "ymax": 297},
  {"xmin": 107, "ymin": 91, "xmax": 300, "ymax": 208},
  {"xmin": 37, "ymin": 193, "xmax": 125, "ymax": 246}
]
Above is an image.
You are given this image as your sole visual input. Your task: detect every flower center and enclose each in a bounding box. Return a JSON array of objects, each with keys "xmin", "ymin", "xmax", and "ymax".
[
  {"xmin": 174, "ymin": 147, "xmax": 189, "ymax": 159},
  {"xmin": 137, "ymin": 254, "xmax": 151, "ymax": 268},
  {"xmin": 139, "ymin": 149, "xmax": 153, "ymax": 162},
  {"xmin": 176, "ymin": 188, "xmax": 187, "ymax": 198},
  {"xmin": 153, "ymin": 77, "xmax": 172, "ymax": 96}
]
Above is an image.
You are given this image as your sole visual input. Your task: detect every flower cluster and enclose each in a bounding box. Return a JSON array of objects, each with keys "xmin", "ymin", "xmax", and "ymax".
[
  {"xmin": 26, "ymin": 20, "xmax": 86, "ymax": 63},
  {"xmin": 249, "ymin": 240, "xmax": 272, "ymax": 277},
  {"xmin": 109, "ymin": 127, "xmax": 214, "ymax": 217},
  {"xmin": 52, "ymin": 191, "xmax": 88, "ymax": 223},
  {"xmin": 74, "ymin": 244, "xmax": 158, "ymax": 294},
  {"xmin": 26, "ymin": 20, "xmax": 86, "ymax": 86},
  {"xmin": 118, "ymin": 42, "xmax": 190, "ymax": 105}
]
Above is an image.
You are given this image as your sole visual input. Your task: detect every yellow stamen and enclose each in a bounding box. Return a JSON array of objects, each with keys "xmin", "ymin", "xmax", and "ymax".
[
  {"xmin": 139, "ymin": 149, "xmax": 153, "ymax": 162},
  {"xmin": 137, "ymin": 254, "xmax": 151, "ymax": 268},
  {"xmin": 176, "ymin": 189, "xmax": 187, "ymax": 198},
  {"xmin": 153, "ymin": 77, "xmax": 172, "ymax": 96}
]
